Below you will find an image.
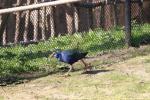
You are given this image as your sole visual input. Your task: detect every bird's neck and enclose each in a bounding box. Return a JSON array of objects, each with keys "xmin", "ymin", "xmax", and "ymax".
[{"xmin": 58, "ymin": 54, "xmax": 63, "ymax": 61}]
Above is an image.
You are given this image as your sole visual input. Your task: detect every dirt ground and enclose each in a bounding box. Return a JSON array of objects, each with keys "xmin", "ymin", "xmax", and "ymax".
[{"xmin": 1, "ymin": 46, "xmax": 150, "ymax": 100}]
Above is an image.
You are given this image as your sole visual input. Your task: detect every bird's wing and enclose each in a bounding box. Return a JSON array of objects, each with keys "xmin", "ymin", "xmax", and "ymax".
[{"xmin": 68, "ymin": 50, "xmax": 87, "ymax": 59}]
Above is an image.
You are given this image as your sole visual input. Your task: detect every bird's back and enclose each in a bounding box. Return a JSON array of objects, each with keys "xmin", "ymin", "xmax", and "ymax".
[{"xmin": 60, "ymin": 49, "xmax": 88, "ymax": 64}]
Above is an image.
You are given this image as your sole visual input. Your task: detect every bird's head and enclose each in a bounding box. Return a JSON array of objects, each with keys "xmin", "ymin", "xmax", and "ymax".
[
  {"xmin": 54, "ymin": 52, "xmax": 61, "ymax": 59},
  {"xmin": 50, "ymin": 49, "xmax": 61, "ymax": 59}
]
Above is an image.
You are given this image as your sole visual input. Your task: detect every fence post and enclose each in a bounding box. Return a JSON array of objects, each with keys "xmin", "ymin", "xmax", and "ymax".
[{"xmin": 125, "ymin": 0, "xmax": 131, "ymax": 47}]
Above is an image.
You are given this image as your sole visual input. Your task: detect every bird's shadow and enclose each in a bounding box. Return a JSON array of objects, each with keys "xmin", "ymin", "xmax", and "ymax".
[{"xmin": 81, "ymin": 69, "xmax": 113, "ymax": 75}]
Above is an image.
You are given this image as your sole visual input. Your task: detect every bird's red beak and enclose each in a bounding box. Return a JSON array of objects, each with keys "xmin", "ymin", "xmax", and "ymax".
[{"xmin": 50, "ymin": 52, "xmax": 55, "ymax": 58}]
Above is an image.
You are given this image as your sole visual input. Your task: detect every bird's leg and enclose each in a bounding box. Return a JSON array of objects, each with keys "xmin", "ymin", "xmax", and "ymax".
[
  {"xmin": 80, "ymin": 59, "xmax": 92, "ymax": 72},
  {"xmin": 71, "ymin": 65, "xmax": 75, "ymax": 72},
  {"xmin": 80, "ymin": 59, "xmax": 88, "ymax": 69},
  {"xmin": 65, "ymin": 65, "xmax": 73, "ymax": 76}
]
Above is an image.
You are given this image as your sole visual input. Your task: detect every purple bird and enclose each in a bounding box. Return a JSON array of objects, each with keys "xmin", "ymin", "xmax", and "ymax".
[{"xmin": 51, "ymin": 49, "xmax": 92, "ymax": 76}]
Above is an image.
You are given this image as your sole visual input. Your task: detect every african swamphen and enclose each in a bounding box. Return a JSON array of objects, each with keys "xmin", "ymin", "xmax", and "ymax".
[{"xmin": 51, "ymin": 49, "xmax": 92, "ymax": 75}]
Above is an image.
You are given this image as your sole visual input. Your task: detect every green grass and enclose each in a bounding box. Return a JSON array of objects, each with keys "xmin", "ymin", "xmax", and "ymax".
[
  {"xmin": 0, "ymin": 28, "xmax": 124, "ymax": 78},
  {"xmin": 0, "ymin": 96, "xmax": 4, "ymax": 100},
  {"xmin": 0, "ymin": 23, "xmax": 150, "ymax": 82},
  {"xmin": 132, "ymin": 23, "xmax": 150, "ymax": 46}
]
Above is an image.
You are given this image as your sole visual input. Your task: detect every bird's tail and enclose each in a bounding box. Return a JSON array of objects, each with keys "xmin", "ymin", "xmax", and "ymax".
[{"xmin": 81, "ymin": 52, "xmax": 88, "ymax": 57}]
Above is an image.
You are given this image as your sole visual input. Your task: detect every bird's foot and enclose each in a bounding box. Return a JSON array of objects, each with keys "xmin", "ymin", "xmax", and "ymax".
[
  {"xmin": 84, "ymin": 63, "xmax": 92, "ymax": 71},
  {"xmin": 71, "ymin": 68, "xmax": 75, "ymax": 72},
  {"xmin": 87, "ymin": 64, "xmax": 92, "ymax": 71},
  {"xmin": 62, "ymin": 73, "xmax": 71, "ymax": 77}
]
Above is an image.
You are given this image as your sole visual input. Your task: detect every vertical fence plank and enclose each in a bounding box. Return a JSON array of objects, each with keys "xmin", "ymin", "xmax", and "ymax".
[
  {"xmin": 74, "ymin": 7, "xmax": 79, "ymax": 32},
  {"xmin": 14, "ymin": 0, "xmax": 20, "ymax": 44},
  {"xmin": 41, "ymin": 7, "xmax": 46, "ymax": 40},
  {"xmin": 92, "ymin": 0, "xmax": 101, "ymax": 28},
  {"xmin": 118, "ymin": 3, "xmax": 125, "ymax": 26},
  {"xmin": 143, "ymin": 1, "xmax": 150, "ymax": 23},
  {"xmin": 66, "ymin": 4, "xmax": 75, "ymax": 34},
  {"xmin": 0, "ymin": 15, "xmax": 7, "ymax": 45},
  {"xmin": 0, "ymin": 14, "xmax": 6, "ymax": 45},
  {"xmin": 0, "ymin": 0, "xmax": 12, "ymax": 45},
  {"xmin": 2, "ymin": 30, "xmax": 6, "ymax": 45},
  {"xmin": 49, "ymin": 6, "xmax": 55, "ymax": 37},
  {"xmin": 24, "ymin": 1, "xmax": 30, "ymax": 42},
  {"xmin": 14, "ymin": 12, "xmax": 20, "ymax": 43},
  {"xmin": 131, "ymin": 0, "xmax": 143, "ymax": 23},
  {"xmin": 33, "ymin": 0, "xmax": 39, "ymax": 41},
  {"xmin": 104, "ymin": 4, "xmax": 113, "ymax": 30},
  {"xmin": 0, "ymin": 15, "xmax": 9, "ymax": 45}
]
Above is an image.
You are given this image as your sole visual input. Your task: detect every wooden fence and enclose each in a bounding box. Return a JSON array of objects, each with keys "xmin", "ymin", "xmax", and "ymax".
[{"xmin": 0, "ymin": 0, "xmax": 148, "ymax": 46}]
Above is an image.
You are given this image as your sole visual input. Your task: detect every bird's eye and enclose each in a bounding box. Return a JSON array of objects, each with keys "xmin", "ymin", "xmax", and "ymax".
[
  {"xmin": 54, "ymin": 54, "xmax": 57, "ymax": 57},
  {"xmin": 54, "ymin": 54, "xmax": 59, "ymax": 58}
]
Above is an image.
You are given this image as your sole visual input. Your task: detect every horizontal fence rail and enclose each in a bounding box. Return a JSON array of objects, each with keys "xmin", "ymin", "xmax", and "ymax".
[{"xmin": 0, "ymin": 0, "xmax": 81, "ymax": 14}]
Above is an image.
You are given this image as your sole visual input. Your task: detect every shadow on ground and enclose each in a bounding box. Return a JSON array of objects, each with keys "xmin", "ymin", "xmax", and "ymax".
[
  {"xmin": 81, "ymin": 69, "xmax": 113, "ymax": 74},
  {"xmin": 0, "ymin": 72, "xmax": 53, "ymax": 86},
  {"xmin": 0, "ymin": 50, "xmax": 52, "ymax": 60}
]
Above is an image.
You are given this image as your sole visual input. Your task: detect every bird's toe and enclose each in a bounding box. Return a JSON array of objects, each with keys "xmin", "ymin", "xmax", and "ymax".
[
  {"xmin": 87, "ymin": 64, "xmax": 93, "ymax": 70},
  {"xmin": 84, "ymin": 64, "xmax": 92, "ymax": 71},
  {"xmin": 64, "ymin": 73, "xmax": 71, "ymax": 77}
]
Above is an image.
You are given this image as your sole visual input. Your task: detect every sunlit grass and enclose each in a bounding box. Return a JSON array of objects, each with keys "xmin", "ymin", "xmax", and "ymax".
[
  {"xmin": 0, "ymin": 28, "xmax": 125, "ymax": 77},
  {"xmin": 0, "ymin": 96, "xmax": 4, "ymax": 100}
]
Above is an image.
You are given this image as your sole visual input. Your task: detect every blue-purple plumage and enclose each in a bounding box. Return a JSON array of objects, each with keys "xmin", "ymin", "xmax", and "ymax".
[{"xmin": 54, "ymin": 49, "xmax": 88, "ymax": 65}]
